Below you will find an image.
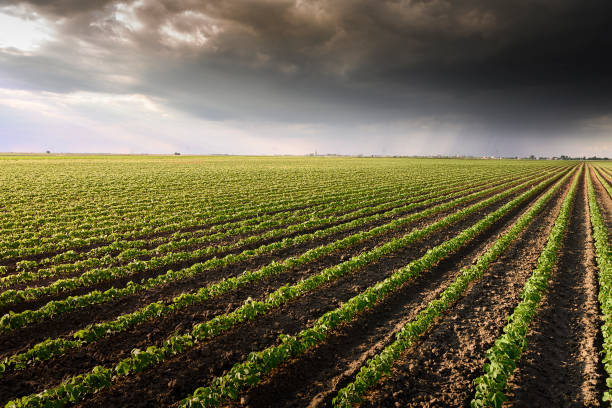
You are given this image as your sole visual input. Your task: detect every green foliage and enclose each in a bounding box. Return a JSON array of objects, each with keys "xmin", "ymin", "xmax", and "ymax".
[{"xmin": 181, "ymin": 166, "xmax": 574, "ymax": 408}]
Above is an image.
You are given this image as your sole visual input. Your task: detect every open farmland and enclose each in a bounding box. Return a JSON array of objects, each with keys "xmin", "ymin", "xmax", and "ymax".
[{"xmin": 1, "ymin": 155, "xmax": 611, "ymax": 408}]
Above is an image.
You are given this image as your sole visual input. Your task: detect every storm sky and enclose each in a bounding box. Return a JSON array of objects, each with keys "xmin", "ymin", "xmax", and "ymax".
[{"xmin": 0, "ymin": 0, "xmax": 611, "ymax": 156}]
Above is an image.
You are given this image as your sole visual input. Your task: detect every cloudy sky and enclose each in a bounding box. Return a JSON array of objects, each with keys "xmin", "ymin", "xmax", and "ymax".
[{"xmin": 0, "ymin": 0, "xmax": 611, "ymax": 156}]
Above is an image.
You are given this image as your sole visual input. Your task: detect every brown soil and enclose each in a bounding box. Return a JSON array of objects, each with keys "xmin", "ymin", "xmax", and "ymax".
[{"xmin": 357, "ymin": 168, "xmax": 575, "ymax": 407}]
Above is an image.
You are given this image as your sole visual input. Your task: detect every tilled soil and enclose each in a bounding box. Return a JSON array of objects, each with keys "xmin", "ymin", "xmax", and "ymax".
[
  {"xmin": 357, "ymin": 167, "xmax": 575, "ymax": 407},
  {"xmin": 70, "ymin": 174, "xmax": 556, "ymax": 408}
]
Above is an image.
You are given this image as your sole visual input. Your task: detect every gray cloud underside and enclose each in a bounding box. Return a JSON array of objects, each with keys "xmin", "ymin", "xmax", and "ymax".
[{"xmin": 1, "ymin": 0, "xmax": 611, "ymax": 137}]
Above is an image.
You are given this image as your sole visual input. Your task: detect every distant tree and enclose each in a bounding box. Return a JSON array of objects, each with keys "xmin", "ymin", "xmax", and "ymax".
[
  {"xmin": 529, "ymin": 155, "xmax": 535, "ymax": 160},
  {"xmin": 46, "ymin": 150, "xmax": 51, "ymax": 154},
  {"xmin": 174, "ymin": 152, "xmax": 181, "ymax": 156}
]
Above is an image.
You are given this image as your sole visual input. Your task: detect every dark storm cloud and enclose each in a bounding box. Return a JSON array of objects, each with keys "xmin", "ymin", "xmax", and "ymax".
[{"xmin": 2, "ymin": 0, "xmax": 612, "ymax": 137}]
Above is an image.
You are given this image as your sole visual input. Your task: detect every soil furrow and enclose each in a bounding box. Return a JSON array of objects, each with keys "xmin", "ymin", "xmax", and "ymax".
[{"xmin": 357, "ymin": 170, "xmax": 572, "ymax": 408}]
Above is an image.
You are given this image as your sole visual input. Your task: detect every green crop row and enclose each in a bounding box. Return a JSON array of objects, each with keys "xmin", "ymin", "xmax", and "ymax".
[
  {"xmin": 1, "ymin": 167, "xmax": 564, "ymax": 408},
  {"xmin": 3, "ymin": 161, "xmax": 526, "ymax": 259},
  {"xmin": 0, "ymin": 170, "xmax": 532, "ymax": 373},
  {"xmin": 595, "ymin": 167, "xmax": 612, "ymax": 198},
  {"xmin": 331, "ymin": 164, "xmax": 577, "ymax": 408},
  {"xmin": 7, "ymin": 166, "xmax": 546, "ymax": 273},
  {"xmin": 0, "ymin": 177, "xmax": 403, "ymax": 260},
  {"xmin": 0, "ymin": 169, "xmax": 556, "ymax": 334},
  {"xmin": 1, "ymin": 168, "xmax": 508, "ymax": 286},
  {"xmin": 469, "ymin": 166, "xmax": 580, "ymax": 407},
  {"xmin": 179, "ymin": 164, "xmax": 575, "ymax": 408},
  {"xmin": 587, "ymin": 167, "xmax": 612, "ymax": 403},
  {"xmin": 0, "ymin": 169, "xmax": 543, "ymax": 306}
]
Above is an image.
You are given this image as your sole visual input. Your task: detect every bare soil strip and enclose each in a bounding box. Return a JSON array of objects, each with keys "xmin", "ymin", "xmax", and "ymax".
[
  {"xmin": 70, "ymin": 176, "xmax": 554, "ymax": 408},
  {"xmin": 355, "ymin": 170, "xmax": 572, "ymax": 408},
  {"xmin": 221, "ymin": 171, "xmax": 571, "ymax": 408},
  {"xmin": 503, "ymin": 167, "xmax": 606, "ymax": 406}
]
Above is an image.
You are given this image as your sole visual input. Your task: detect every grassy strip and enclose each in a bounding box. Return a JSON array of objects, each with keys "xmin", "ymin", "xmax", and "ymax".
[
  {"xmin": 586, "ymin": 167, "xmax": 612, "ymax": 402},
  {"xmin": 0, "ymin": 168, "xmax": 563, "ymax": 408},
  {"xmin": 331, "ymin": 165, "xmax": 577, "ymax": 407},
  {"xmin": 0, "ymin": 170, "xmax": 557, "ymax": 335},
  {"xmin": 178, "ymin": 165, "xmax": 576, "ymax": 408},
  {"xmin": 469, "ymin": 165, "xmax": 581, "ymax": 407}
]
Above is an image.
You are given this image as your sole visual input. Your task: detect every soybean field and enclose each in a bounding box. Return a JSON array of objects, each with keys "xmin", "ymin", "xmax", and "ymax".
[{"xmin": 1, "ymin": 155, "xmax": 611, "ymax": 408}]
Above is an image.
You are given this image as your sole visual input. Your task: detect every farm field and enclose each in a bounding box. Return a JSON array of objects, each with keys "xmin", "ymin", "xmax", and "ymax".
[{"xmin": 0, "ymin": 155, "xmax": 611, "ymax": 408}]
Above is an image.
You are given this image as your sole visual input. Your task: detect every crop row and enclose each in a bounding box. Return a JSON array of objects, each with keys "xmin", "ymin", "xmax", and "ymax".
[
  {"xmin": 0, "ymin": 168, "xmax": 556, "ymax": 334},
  {"xmin": 0, "ymin": 177, "xmax": 412, "ymax": 260},
  {"xmin": 1, "ymin": 167, "xmax": 518, "ymax": 285},
  {"xmin": 0, "ymin": 163, "xmax": 423, "ymax": 229},
  {"xmin": 469, "ymin": 166, "xmax": 580, "ymax": 407},
  {"xmin": 0, "ymin": 165, "xmax": 565, "ymax": 407},
  {"xmin": 589, "ymin": 167, "xmax": 612, "ymax": 402},
  {"xmin": 595, "ymin": 166, "xmax": 612, "ymax": 198},
  {"xmin": 0, "ymin": 168, "xmax": 548, "ymax": 307},
  {"xmin": 0, "ymin": 165, "xmax": 382, "ymax": 231},
  {"xmin": 332, "ymin": 164, "xmax": 577, "ymax": 407},
  {"xmin": 0, "ymin": 172, "xmax": 523, "ymax": 372},
  {"xmin": 2, "ymin": 176, "xmax": 449, "ymax": 274},
  {"xmin": 2, "ymin": 164, "xmax": 525, "ymax": 255},
  {"xmin": 0, "ymin": 168, "xmax": 556, "ymax": 375},
  {"xmin": 179, "ymin": 162, "xmax": 576, "ymax": 408}
]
